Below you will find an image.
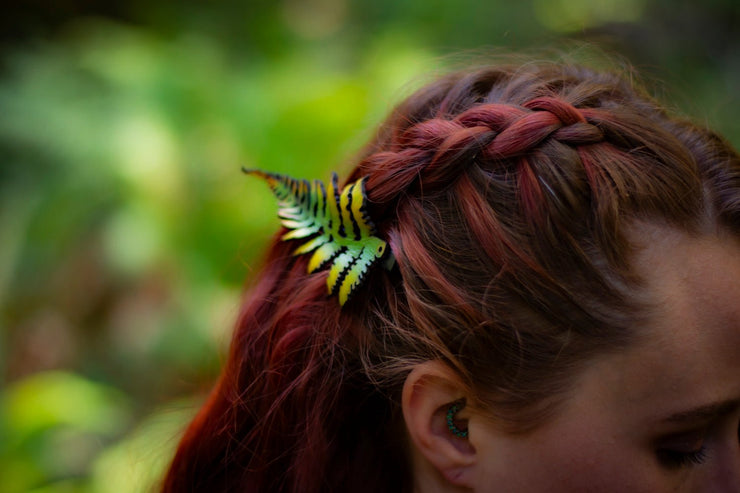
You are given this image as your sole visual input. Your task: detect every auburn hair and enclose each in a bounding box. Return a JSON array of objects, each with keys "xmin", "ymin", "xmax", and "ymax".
[{"xmin": 162, "ymin": 62, "xmax": 740, "ymax": 492}]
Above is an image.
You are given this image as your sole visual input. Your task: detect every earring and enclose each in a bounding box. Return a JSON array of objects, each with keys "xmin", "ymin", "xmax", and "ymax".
[{"xmin": 446, "ymin": 400, "xmax": 469, "ymax": 438}]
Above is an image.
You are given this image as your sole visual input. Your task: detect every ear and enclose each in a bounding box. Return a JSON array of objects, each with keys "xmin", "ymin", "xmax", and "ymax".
[{"xmin": 402, "ymin": 360, "xmax": 477, "ymax": 487}]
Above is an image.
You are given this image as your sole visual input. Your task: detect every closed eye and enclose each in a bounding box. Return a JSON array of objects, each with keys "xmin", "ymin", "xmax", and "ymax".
[
  {"xmin": 654, "ymin": 429, "xmax": 708, "ymax": 470},
  {"xmin": 656, "ymin": 446, "xmax": 707, "ymax": 469}
]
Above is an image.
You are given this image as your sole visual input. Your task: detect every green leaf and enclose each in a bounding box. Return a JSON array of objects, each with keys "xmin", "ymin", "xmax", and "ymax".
[{"xmin": 243, "ymin": 169, "xmax": 389, "ymax": 305}]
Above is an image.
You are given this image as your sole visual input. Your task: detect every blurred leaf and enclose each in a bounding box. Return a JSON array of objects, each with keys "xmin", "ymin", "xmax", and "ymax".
[
  {"xmin": 0, "ymin": 371, "xmax": 131, "ymax": 492},
  {"xmin": 533, "ymin": 0, "xmax": 647, "ymax": 32},
  {"xmin": 90, "ymin": 399, "xmax": 199, "ymax": 493},
  {"xmin": 2, "ymin": 370, "xmax": 131, "ymax": 441},
  {"xmin": 27, "ymin": 479, "xmax": 88, "ymax": 493}
]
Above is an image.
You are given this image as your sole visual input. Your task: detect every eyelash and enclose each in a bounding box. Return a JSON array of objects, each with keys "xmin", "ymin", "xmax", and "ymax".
[{"xmin": 656, "ymin": 446, "xmax": 708, "ymax": 469}]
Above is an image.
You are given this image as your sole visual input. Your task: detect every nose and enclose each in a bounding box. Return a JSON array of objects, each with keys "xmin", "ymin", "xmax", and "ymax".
[
  {"xmin": 718, "ymin": 420, "xmax": 740, "ymax": 492},
  {"xmin": 703, "ymin": 421, "xmax": 740, "ymax": 493}
]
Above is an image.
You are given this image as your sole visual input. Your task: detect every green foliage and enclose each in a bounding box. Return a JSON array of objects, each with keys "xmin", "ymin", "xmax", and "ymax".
[
  {"xmin": 0, "ymin": 372, "xmax": 132, "ymax": 492},
  {"xmin": 0, "ymin": 10, "xmax": 438, "ymax": 492},
  {"xmin": 88, "ymin": 399, "xmax": 196, "ymax": 493}
]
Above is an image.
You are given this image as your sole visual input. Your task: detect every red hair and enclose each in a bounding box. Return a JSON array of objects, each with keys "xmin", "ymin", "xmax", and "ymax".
[{"xmin": 163, "ymin": 62, "xmax": 740, "ymax": 492}]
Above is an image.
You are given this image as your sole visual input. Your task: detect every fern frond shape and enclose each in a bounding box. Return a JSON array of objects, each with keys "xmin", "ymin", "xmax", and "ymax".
[{"xmin": 243, "ymin": 168, "xmax": 388, "ymax": 305}]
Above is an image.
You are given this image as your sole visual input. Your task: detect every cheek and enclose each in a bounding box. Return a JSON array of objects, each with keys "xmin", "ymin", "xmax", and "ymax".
[
  {"xmin": 472, "ymin": 419, "xmax": 675, "ymax": 492},
  {"xmin": 531, "ymin": 436, "xmax": 648, "ymax": 491}
]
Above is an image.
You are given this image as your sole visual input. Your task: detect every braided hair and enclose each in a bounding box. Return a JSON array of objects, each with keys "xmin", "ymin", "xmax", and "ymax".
[{"xmin": 163, "ymin": 62, "xmax": 740, "ymax": 493}]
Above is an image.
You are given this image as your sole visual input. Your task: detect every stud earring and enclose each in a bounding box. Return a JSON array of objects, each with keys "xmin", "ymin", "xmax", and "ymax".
[{"xmin": 446, "ymin": 400, "xmax": 469, "ymax": 438}]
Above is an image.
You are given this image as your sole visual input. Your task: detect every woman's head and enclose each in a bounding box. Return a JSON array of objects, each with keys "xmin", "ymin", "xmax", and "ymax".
[
  {"xmin": 163, "ymin": 61, "xmax": 740, "ymax": 492},
  {"xmin": 351, "ymin": 62, "xmax": 738, "ymax": 423}
]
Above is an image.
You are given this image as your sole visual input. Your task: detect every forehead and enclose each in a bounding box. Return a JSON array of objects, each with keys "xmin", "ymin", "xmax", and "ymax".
[
  {"xmin": 632, "ymin": 226, "xmax": 740, "ymax": 350},
  {"xmin": 591, "ymin": 226, "xmax": 740, "ymax": 416}
]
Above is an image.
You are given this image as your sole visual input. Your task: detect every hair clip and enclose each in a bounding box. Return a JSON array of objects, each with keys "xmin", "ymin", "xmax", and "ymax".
[{"xmin": 243, "ymin": 168, "xmax": 389, "ymax": 306}]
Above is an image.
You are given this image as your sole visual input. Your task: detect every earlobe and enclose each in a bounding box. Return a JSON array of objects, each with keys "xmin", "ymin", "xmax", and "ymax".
[{"xmin": 402, "ymin": 361, "xmax": 477, "ymax": 488}]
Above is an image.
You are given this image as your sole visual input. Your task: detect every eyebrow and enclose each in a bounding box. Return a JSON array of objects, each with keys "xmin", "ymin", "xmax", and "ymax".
[{"xmin": 661, "ymin": 399, "xmax": 740, "ymax": 424}]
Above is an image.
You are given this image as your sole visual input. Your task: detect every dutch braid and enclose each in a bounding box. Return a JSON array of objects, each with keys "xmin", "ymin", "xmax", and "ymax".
[{"xmin": 363, "ymin": 97, "xmax": 606, "ymax": 207}]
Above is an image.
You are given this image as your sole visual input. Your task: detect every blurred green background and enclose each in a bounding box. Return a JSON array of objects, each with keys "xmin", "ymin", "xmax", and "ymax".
[{"xmin": 1, "ymin": 1, "xmax": 738, "ymax": 491}]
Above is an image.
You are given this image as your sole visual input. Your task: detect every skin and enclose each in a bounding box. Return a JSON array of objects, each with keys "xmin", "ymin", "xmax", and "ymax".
[{"xmin": 406, "ymin": 226, "xmax": 740, "ymax": 492}]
